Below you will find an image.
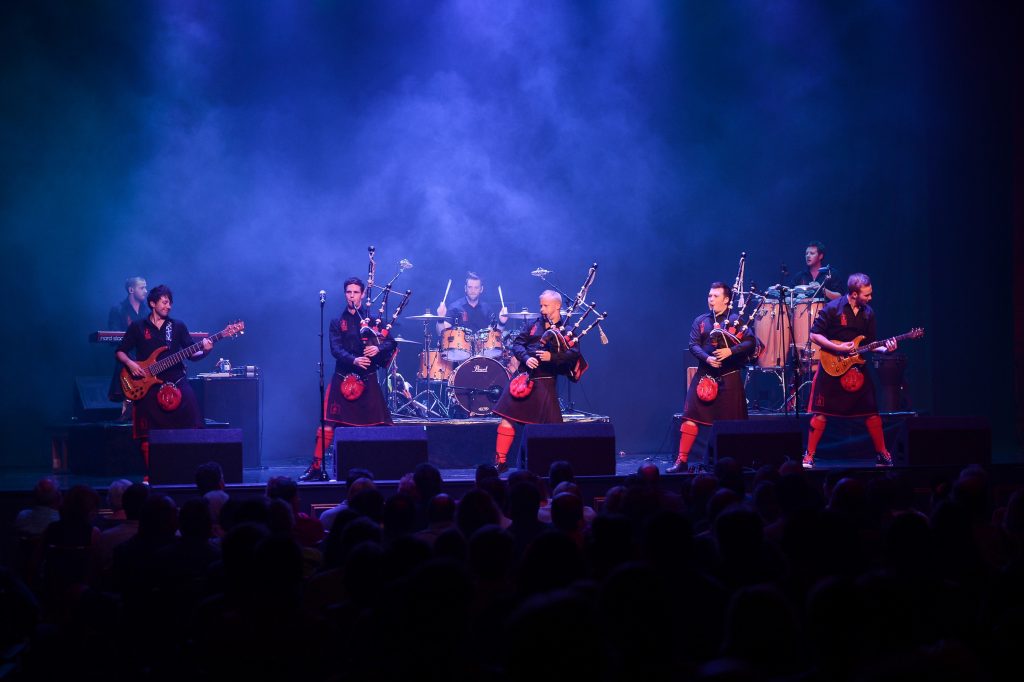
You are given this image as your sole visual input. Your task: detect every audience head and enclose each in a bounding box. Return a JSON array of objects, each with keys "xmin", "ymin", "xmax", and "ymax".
[
  {"xmin": 636, "ymin": 460, "xmax": 660, "ymax": 485},
  {"xmin": 106, "ymin": 479, "xmax": 133, "ymax": 512},
  {"xmin": 548, "ymin": 460, "xmax": 576, "ymax": 489},
  {"xmin": 121, "ymin": 482, "xmax": 149, "ymax": 521},
  {"xmin": 345, "ymin": 467, "xmax": 374, "ymax": 488},
  {"xmin": 195, "ymin": 461, "xmax": 225, "ymax": 495},
  {"xmin": 32, "ymin": 477, "xmax": 62, "ymax": 509},
  {"xmin": 413, "ymin": 462, "xmax": 443, "ymax": 499},
  {"xmin": 265, "ymin": 476, "xmax": 299, "ymax": 506}
]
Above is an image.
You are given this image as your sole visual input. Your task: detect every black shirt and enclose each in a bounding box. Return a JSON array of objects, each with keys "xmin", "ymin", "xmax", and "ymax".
[
  {"xmin": 329, "ymin": 307, "xmax": 397, "ymax": 377},
  {"xmin": 688, "ymin": 310, "xmax": 757, "ymax": 376},
  {"xmin": 809, "ymin": 296, "xmax": 876, "ymax": 345},
  {"xmin": 791, "ymin": 267, "xmax": 841, "ymax": 295},
  {"xmin": 108, "ymin": 297, "xmax": 147, "ymax": 331},
  {"xmin": 115, "ymin": 317, "xmax": 202, "ymax": 382},
  {"xmin": 446, "ymin": 296, "xmax": 499, "ymax": 331}
]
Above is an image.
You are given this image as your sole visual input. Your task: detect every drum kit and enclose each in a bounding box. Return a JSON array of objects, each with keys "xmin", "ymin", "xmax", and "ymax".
[{"xmin": 388, "ymin": 310, "xmax": 536, "ymax": 418}]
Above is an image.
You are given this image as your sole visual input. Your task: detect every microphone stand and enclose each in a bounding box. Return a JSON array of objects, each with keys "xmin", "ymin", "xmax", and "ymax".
[{"xmin": 318, "ymin": 291, "xmax": 328, "ymax": 476}]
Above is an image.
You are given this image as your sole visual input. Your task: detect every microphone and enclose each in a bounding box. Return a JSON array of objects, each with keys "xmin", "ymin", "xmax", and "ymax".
[
  {"xmin": 368, "ymin": 245, "xmax": 375, "ymax": 254},
  {"xmin": 319, "ymin": 290, "xmax": 326, "ymax": 304},
  {"xmin": 531, "ymin": 267, "xmax": 551, "ymax": 277},
  {"xmin": 400, "ymin": 258, "xmax": 413, "ymax": 269}
]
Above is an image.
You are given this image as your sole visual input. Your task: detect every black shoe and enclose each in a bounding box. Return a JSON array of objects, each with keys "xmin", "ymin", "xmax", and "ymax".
[
  {"xmin": 299, "ymin": 462, "xmax": 327, "ymax": 482},
  {"xmin": 496, "ymin": 461, "xmax": 509, "ymax": 474},
  {"xmin": 666, "ymin": 461, "xmax": 687, "ymax": 474},
  {"xmin": 875, "ymin": 451, "xmax": 893, "ymax": 467}
]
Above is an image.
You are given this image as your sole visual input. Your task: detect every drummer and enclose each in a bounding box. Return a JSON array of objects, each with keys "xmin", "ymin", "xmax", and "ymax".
[
  {"xmin": 790, "ymin": 241, "xmax": 842, "ymax": 301},
  {"xmin": 436, "ymin": 272, "xmax": 509, "ymax": 334}
]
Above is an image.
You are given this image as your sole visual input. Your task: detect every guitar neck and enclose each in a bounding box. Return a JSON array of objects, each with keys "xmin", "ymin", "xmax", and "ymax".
[
  {"xmin": 857, "ymin": 330, "xmax": 916, "ymax": 355},
  {"xmin": 150, "ymin": 331, "xmax": 224, "ymax": 375}
]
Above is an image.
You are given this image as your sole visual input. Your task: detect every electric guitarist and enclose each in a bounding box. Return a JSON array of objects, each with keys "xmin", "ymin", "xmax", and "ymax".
[
  {"xmin": 115, "ymin": 284, "xmax": 213, "ymax": 473},
  {"xmin": 803, "ymin": 273, "xmax": 897, "ymax": 469}
]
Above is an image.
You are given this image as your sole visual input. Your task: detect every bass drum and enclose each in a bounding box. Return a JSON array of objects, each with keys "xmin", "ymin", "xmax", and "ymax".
[
  {"xmin": 791, "ymin": 299, "xmax": 825, "ymax": 361},
  {"xmin": 752, "ymin": 301, "xmax": 787, "ymax": 368},
  {"xmin": 448, "ymin": 356, "xmax": 510, "ymax": 416}
]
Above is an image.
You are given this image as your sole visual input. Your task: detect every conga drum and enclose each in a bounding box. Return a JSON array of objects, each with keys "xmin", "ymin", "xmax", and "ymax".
[
  {"xmin": 752, "ymin": 301, "xmax": 787, "ymax": 367},
  {"xmin": 792, "ymin": 299, "xmax": 825, "ymax": 361}
]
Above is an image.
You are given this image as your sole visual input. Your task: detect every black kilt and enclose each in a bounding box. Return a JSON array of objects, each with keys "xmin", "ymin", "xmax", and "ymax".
[
  {"xmin": 807, "ymin": 365, "xmax": 878, "ymax": 417},
  {"xmin": 682, "ymin": 368, "xmax": 748, "ymax": 426},
  {"xmin": 325, "ymin": 372, "xmax": 393, "ymax": 426},
  {"xmin": 133, "ymin": 380, "xmax": 202, "ymax": 440},
  {"xmin": 493, "ymin": 377, "xmax": 562, "ymax": 425}
]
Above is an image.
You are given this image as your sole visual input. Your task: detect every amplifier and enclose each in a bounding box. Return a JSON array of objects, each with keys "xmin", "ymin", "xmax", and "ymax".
[{"xmin": 189, "ymin": 375, "xmax": 262, "ymax": 468}]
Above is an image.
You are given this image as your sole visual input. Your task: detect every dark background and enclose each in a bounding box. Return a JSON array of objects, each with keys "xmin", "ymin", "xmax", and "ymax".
[{"xmin": 1, "ymin": 1, "xmax": 1020, "ymax": 470}]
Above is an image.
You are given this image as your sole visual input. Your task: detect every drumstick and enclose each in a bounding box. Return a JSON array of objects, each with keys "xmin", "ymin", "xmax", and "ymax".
[
  {"xmin": 441, "ymin": 279, "xmax": 452, "ymax": 306},
  {"xmin": 498, "ymin": 285, "xmax": 505, "ymax": 309}
]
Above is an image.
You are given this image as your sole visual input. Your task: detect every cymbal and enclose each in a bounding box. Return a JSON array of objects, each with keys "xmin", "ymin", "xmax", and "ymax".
[
  {"xmin": 406, "ymin": 313, "xmax": 445, "ymax": 320},
  {"xmin": 393, "ymin": 337, "xmax": 421, "ymax": 344},
  {"xmin": 504, "ymin": 311, "xmax": 537, "ymax": 319}
]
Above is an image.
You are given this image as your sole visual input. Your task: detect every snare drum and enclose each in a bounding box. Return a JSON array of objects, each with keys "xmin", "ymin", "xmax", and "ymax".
[
  {"xmin": 792, "ymin": 299, "xmax": 825, "ymax": 361},
  {"xmin": 752, "ymin": 301, "xmax": 787, "ymax": 367},
  {"xmin": 440, "ymin": 327, "xmax": 472, "ymax": 362},
  {"xmin": 474, "ymin": 328, "xmax": 504, "ymax": 358},
  {"xmin": 417, "ymin": 350, "xmax": 452, "ymax": 381},
  {"xmin": 448, "ymin": 356, "xmax": 510, "ymax": 416}
]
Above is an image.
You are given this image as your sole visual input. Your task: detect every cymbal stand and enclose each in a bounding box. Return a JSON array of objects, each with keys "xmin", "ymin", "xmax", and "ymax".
[{"xmin": 409, "ymin": 319, "xmax": 448, "ymax": 419}]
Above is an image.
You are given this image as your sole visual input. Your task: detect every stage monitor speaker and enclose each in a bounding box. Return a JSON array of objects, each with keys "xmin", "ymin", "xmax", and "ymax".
[
  {"xmin": 521, "ymin": 422, "xmax": 616, "ymax": 477},
  {"xmin": 895, "ymin": 416, "xmax": 991, "ymax": 467},
  {"xmin": 336, "ymin": 425, "xmax": 429, "ymax": 481},
  {"xmin": 190, "ymin": 376, "xmax": 262, "ymax": 468},
  {"xmin": 74, "ymin": 376, "xmax": 120, "ymax": 421},
  {"xmin": 709, "ymin": 419, "xmax": 804, "ymax": 470},
  {"xmin": 148, "ymin": 428, "xmax": 243, "ymax": 486}
]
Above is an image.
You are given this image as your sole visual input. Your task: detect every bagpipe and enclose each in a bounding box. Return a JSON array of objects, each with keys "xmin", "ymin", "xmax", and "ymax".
[
  {"xmin": 342, "ymin": 247, "xmax": 414, "ymax": 401},
  {"xmin": 509, "ymin": 263, "xmax": 608, "ymax": 398}
]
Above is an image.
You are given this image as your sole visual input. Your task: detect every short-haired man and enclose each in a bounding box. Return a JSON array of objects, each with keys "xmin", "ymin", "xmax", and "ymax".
[
  {"xmin": 802, "ymin": 273, "xmax": 897, "ymax": 469},
  {"xmin": 109, "ymin": 276, "xmax": 149, "ymax": 330},
  {"xmin": 791, "ymin": 241, "xmax": 841, "ymax": 301},
  {"xmin": 107, "ymin": 276, "xmax": 149, "ymax": 406},
  {"xmin": 115, "ymin": 285, "xmax": 212, "ymax": 475},
  {"xmin": 491, "ymin": 290, "xmax": 582, "ymax": 472},
  {"xmin": 668, "ymin": 281, "xmax": 757, "ymax": 473},
  {"xmin": 301, "ymin": 277, "xmax": 396, "ymax": 481},
  {"xmin": 436, "ymin": 271, "xmax": 509, "ymax": 333}
]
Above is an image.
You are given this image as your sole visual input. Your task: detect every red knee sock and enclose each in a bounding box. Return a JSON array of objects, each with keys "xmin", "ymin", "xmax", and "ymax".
[
  {"xmin": 807, "ymin": 414, "xmax": 827, "ymax": 456},
  {"xmin": 496, "ymin": 422, "xmax": 516, "ymax": 464},
  {"xmin": 676, "ymin": 421, "xmax": 699, "ymax": 465},
  {"xmin": 312, "ymin": 426, "xmax": 335, "ymax": 466},
  {"xmin": 865, "ymin": 414, "xmax": 887, "ymax": 454}
]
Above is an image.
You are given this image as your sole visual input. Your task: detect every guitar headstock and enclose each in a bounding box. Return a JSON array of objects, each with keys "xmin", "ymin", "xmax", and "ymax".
[
  {"xmin": 222, "ymin": 320, "xmax": 246, "ymax": 338},
  {"xmin": 908, "ymin": 327, "xmax": 924, "ymax": 339}
]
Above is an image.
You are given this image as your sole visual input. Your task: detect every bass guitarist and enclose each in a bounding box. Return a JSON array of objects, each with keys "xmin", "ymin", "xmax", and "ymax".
[
  {"xmin": 803, "ymin": 273, "xmax": 896, "ymax": 468},
  {"xmin": 115, "ymin": 284, "xmax": 213, "ymax": 473}
]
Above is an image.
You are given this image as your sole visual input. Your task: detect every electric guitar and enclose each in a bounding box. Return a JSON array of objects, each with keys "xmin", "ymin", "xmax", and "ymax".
[
  {"xmin": 120, "ymin": 321, "xmax": 245, "ymax": 400},
  {"xmin": 818, "ymin": 327, "xmax": 924, "ymax": 377}
]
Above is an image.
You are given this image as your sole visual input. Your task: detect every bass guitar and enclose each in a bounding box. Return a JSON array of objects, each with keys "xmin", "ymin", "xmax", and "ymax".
[
  {"xmin": 120, "ymin": 321, "xmax": 246, "ymax": 400},
  {"xmin": 818, "ymin": 327, "xmax": 924, "ymax": 377}
]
